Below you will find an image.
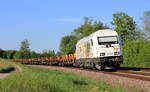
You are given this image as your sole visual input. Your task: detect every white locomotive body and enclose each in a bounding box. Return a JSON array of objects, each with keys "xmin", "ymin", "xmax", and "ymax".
[{"xmin": 75, "ymin": 29, "xmax": 123, "ymax": 70}]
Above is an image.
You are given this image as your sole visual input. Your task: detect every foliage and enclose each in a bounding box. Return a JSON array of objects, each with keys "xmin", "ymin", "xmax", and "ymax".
[
  {"xmin": 2, "ymin": 50, "xmax": 17, "ymax": 59},
  {"xmin": 123, "ymin": 39, "xmax": 150, "ymax": 67},
  {"xmin": 142, "ymin": 10, "xmax": 150, "ymax": 39},
  {"xmin": 111, "ymin": 12, "xmax": 137, "ymax": 41},
  {"xmin": 20, "ymin": 40, "xmax": 30, "ymax": 52},
  {"xmin": 30, "ymin": 51, "xmax": 41, "ymax": 58},
  {"xmin": 13, "ymin": 51, "xmax": 23, "ymax": 59},
  {"xmin": 60, "ymin": 35, "xmax": 78, "ymax": 55},
  {"xmin": 74, "ymin": 17, "xmax": 109, "ymax": 39},
  {"xmin": 0, "ymin": 49, "xmax": 56, "ymax": 59},
  {"xmin": 0, "ymin": 49, "xmax": 4, "ymax": 58},
  {"xmin": 0, "ymin": 59, "xmax": 127, "ymax": 92},
  {"xmin": 0, "ymin": 40, "xmax": 31, "ymax": 59},
  {"xmin": 56, "ymin": 51, "xmax": 62, "ymax": 56},
  {"xmin": 18, "ymin": 39, "xmax": 31, "ymax": 59},
  {"xmin": 41, "ymin": 50, "xmax": 55, "ymax": 57},
  {"xmin": 120, "ymin": 11, "xmax": 150, "ymax": 68},
  {"xmin": 0, "ymin": 49, "xmax": 17, "ymax": 59}
]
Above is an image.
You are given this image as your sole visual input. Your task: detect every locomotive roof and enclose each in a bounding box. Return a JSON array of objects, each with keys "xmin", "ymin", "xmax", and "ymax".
[{"xmin": 76, "ymin": 29, "xmax": 118, "ymax": 45}]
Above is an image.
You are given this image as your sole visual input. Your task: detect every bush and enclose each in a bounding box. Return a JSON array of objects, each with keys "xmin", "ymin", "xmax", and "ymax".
[{"xmin": 123, "ymin": 39, "xmax": 150, "ymax": 68}]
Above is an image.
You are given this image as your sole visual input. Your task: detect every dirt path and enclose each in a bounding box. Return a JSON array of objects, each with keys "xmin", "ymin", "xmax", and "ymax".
[
  {"xmin": 0, "ymin": 65, "xmax": 22, "ymax": 79},
  {"xmin": 0, "ymin": 73, "xmax": 10, "ymax": 79},
  {"xmin": 29, "ymin": 65, "xmax": 150, "ymax": 92}
]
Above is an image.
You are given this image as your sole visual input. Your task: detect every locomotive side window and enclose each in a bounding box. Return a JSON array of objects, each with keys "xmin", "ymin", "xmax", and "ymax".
[
  {"xmin": 97, "ymin": 36, "xmax": 118, "ymax": 45},
  {"xmin": 90, "ymin": 39, "xmax": 93, "ymax": 46}
]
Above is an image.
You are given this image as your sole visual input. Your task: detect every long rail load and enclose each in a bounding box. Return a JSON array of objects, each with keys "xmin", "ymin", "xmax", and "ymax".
[
  {"xmin": 12, "ymin": 54, "xmax": 76, "ymax": 65},
  {"xmin": 12, "ymin": 29, "xmax": 123, "ymax": 70}
]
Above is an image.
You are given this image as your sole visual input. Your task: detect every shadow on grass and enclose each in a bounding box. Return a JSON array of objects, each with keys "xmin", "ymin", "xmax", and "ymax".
[
  {"xmin": 73, "ymin": 80, "xmax": 88, "ymax": 86},
  {"xmin": 0, "ymin": 67, "xmax": 15, "ymax": 73}
]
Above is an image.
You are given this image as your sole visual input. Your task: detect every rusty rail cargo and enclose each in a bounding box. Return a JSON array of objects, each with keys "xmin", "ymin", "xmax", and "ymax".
[{"xmin": 12, "ymin": 54, "xmax": 76, "ymax": 66}]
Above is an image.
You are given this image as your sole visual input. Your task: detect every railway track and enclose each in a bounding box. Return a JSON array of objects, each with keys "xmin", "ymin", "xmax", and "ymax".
[
  {"xmin": 141, "ymin": 69, "xmax": 150, "ymax": 73},
  {"xmin": 73, "ymin": 67, "xmax": 150, "ymax": 82},
  {"xmin": 117, "ymin": 70, "xmax": 150, "ymax": 76},
  {"xmin": 106, "ymin": 70, "xmax": 150, "ymax": 81},
  {"xmin": 29, "ymin": 64, "xmax": 150, "ymax": 82}
]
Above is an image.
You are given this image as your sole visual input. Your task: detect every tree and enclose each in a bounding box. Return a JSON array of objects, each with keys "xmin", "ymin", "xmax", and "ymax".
[
  {"xmin": 41, "ymin": 50, "xmax": 55, "ymax": 57},
  {"xmin": 142, "ymin": 10, "xmax": 150, "ymax": 39},
  {"xmin": 56, "ymin": 51, "xmax": 61, "ymax": 56},
  {"xmin": 16, "ymin": 39, "xmax": 31, "ymax": 59},
  {"xmin": 0, "ymin": 48, "xmax": 4, "ymax": 58},
  {"xmin": 111, "ymin": 12, "xmax": 137, "ymax": 41},
  {"xmin": 93, "ymin": 21, "xmax": 108, "ymax": 32},
  {"xmin": 74, "ymin": 17, "xmax": 108, "ymax": 39},
  {"xmin": 30, "ymin": 51, "xmax": 41, "ymax": 58},
  {"xmin": 74, "ymin": 18, "xmax": 93, "ymax": 38},
  {"xmin": 60, "ymin": 35, "xmax": 78, "ymax": 55},
  {"xmin": 3, "ymin": 50, "xmax": 17, "ymax": 59},
  {"xmin": 13, "ymin": 51, "xmax": 22, "ymax": 59},
  {"xmin": 20, "ymin": 40, "xmax": 30, "ymax": 52}
]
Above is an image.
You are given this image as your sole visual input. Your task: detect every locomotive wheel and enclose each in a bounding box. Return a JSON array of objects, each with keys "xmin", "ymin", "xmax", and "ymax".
[{"xmin": 95, "ymin": 64, "xmax": 105, "ymax": 70}]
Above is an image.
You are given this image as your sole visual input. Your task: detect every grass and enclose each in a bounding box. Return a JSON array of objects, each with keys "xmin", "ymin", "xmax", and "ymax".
[
  {"xmin": 0, "ymin": 59, "xmax": 139, "ymax": 92},
  {"xmin": 0, "ymin": 59, "xmax": 13, "ymax": 72}
]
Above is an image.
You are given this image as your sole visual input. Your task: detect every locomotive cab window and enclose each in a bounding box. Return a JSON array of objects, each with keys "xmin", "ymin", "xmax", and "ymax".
[{"xmin": 97, "ymin": 36, "xmax": 118, "ymax": 45}]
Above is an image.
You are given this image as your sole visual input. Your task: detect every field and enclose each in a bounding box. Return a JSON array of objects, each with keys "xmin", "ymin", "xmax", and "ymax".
[{"xmin": 0, "ymin": 59, "xmax": 130, "ymax": 92}]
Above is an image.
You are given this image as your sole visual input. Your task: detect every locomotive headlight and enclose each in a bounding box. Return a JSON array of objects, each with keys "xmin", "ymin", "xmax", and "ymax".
[
  {"xmin": 114, "ymin": 52, "xmax": 120, "ymax": 55},
  {"xmin": 114, "ymin": 48, "xmax": 120, "ymax": 51},
  {"xmin": 100, "ymin": 53, "xmax": 105, "ymax": 56}
]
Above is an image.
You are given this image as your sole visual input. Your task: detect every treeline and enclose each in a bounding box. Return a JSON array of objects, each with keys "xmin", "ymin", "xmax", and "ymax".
[{"xmin": 0, "ymin": 40, "xmax": 56, "ymax": 59}]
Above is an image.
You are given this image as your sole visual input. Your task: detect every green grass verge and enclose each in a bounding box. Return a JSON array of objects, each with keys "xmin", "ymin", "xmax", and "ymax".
[
  {"xmin": 0, "ymin": 59, "xmax": 14, "ymax": 72},
  {"xmin": 0, "ymin": 59, "xmax": 139, "ymax": 92}
]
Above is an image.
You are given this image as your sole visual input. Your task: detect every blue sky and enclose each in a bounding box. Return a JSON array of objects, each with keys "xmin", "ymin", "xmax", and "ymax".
[{"xmin": 0, "ymin": 0, "xmax": 149, "ymax": 52}]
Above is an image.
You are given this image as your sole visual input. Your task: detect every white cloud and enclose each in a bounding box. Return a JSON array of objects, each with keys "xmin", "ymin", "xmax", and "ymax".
[{"xmin": 56, "ymin": 18, "xmax": 82, "ymax": 23}]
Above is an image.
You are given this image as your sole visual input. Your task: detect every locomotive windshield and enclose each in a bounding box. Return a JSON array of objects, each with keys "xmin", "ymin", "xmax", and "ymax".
[{"xmin": 98, "ymin": 36, "xmax": 118, "ymax": 45}]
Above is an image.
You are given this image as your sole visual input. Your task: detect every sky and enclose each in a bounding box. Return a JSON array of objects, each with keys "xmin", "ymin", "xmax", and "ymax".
[{"xmin": 0, "ymin": 0, "xmax": 150, "ymax": 52}]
